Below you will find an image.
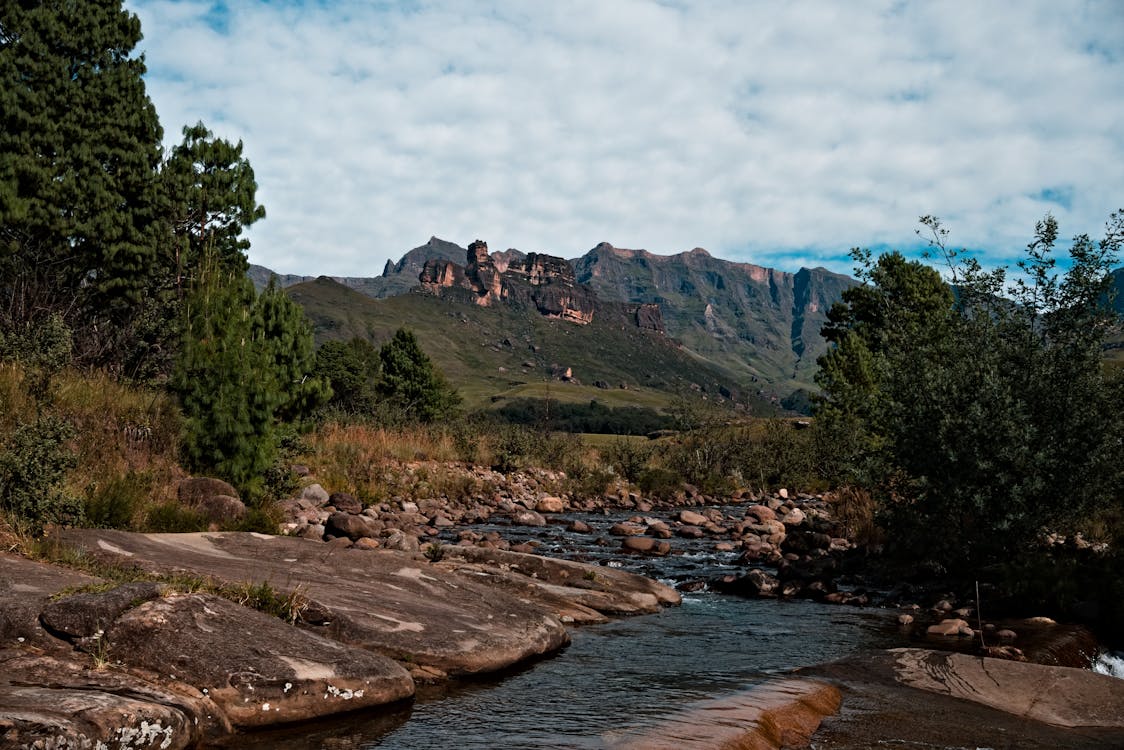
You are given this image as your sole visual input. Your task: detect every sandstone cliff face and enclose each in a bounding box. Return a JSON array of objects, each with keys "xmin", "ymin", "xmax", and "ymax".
[
  {"xmin": 571, "ymin": 242, "xmax": 855, "ymax": 388},
  {"xmin": 420, "ymin": 240, "xmax": 597, "ymax": 324}
]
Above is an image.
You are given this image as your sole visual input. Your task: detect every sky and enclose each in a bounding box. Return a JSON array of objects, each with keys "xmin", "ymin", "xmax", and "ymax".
[{"xmin": 128, "ymin": 0, "xmax": 1124, "ymax": 278}]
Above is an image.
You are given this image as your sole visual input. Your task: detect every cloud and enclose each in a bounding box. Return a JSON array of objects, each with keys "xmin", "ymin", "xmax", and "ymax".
[{"xmin": 129, "ymin": 0, "xmax": 1124, "ymax": 277}]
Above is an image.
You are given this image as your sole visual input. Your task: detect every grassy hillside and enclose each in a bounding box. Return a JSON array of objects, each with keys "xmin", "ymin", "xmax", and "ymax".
[{"xmin": 286, "ymin": 277, "xmax": 783, "ymax": 415}]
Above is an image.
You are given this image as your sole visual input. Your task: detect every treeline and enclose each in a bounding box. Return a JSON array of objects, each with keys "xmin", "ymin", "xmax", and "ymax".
[{"xmin": 493, "ymin": 398, "xmax": 674, "ymax": 435}]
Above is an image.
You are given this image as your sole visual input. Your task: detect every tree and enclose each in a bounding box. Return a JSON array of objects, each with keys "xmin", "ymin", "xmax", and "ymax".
[
  {"xmin": 171, "ymin": 259, "xmax": 327, "ymax": 491},
  {"xmin": 0, "ymin": 0, "xmax": 165, "ymax": 363},
  {"xmin": 377, "ymin": 329, "xmax": 460, "ymax": 423},
  {"xmin": 315, "ymin": 337, "xmax": 381, "ymax": 414},
  {"xmin": 816, "ymin": 213, "xmax": 1124, "ymax": 573},
  {"xmin": 162, "ymin": 122, "xmax": 266, "ymax": 290}
]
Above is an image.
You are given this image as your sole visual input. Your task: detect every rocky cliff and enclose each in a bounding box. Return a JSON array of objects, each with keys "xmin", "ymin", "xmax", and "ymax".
[
  {"xmin": 570, "ymin": 242, "xmax": 854, "ymax": 390},
  {"xmin": 421, "ymin": 240, "xmax": 598, "ymax": 324}
]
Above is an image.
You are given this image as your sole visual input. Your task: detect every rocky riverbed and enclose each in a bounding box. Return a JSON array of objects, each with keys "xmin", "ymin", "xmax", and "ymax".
[{"xmin": 3, "ymin": 463, "xmax": 1123, "ymax": 748}]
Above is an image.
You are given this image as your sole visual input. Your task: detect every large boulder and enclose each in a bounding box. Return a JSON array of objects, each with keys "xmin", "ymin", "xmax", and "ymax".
[
  {"xmin": 53, "ymin": 530, "xmax": 571, "ymax": 677},
  {"xmin": 105, "ymin": 593, "xmax": 414, "ymax": 728}
]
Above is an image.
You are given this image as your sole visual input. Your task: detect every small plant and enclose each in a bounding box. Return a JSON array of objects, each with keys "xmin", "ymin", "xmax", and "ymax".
[
  {"xmin": 583, "ymin": 569, "xmax": 598, "ymax": 582},
  {"xmin": 423, "ymin": 542, "xmax": 445, "ymax": 563},
  {"xmin": 0, "ymin": 414, "xmax": 83, "ymax": 532},
  {"xmin": 142, "ymin": 502, "xmax": 209, "ymax": 533},
  {"xmin": 82, "ymin": 471, "xmax": 151, "ymax": 529}
]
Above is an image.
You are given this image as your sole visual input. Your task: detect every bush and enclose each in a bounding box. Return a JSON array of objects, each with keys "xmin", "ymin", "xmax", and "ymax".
[
  {"xmin": 603, "ymin": 438, "xmax": 653, "ymax": 483},
  {"xmin": 142, "ymin": 502, "xmax": 208, "ymax": 533},
  {"xmin": 0, "ymin": 415, "xmax": 83, "ymax": 531},
  {"xmin": 82, "ymin": 471, "xmax": 150, "ymax": 529}
]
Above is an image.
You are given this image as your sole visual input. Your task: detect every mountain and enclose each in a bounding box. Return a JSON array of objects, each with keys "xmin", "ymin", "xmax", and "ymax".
[
  {"xmin": 285, "ymin": 276, "xmax": 774, "ymax": 414},
  {"xmin": 570, "ymin": 243, "xmax": 855, "ymax": 392},
  {"xmin": 250, "ymin": 236, "xmax": 467, "ymax": 297}
]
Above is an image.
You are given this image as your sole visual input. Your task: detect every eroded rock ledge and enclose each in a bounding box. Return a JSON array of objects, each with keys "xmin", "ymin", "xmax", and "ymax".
[{"xmin": 0, "ymin": 530, "xmax": 679, "ymax": 747}]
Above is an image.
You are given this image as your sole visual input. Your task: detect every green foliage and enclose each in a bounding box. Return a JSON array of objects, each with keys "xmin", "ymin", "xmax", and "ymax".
[
  {"xmin": 494, "ymin": 397, "xmax": 674, "ymax": 435},
  {"xmin": 603, "ymin": 438, "xmax": 654, "ymax": 482},
  {"xmin": 0, "ymin": 0, "xmax": 165, "ymax": 366},
  {"xmin": 0, "ymin": 415, "xmax": 83, "ymax": 531},
  {"xmin": 816, "ymin": 212, "xmax": 1124, "ymax": 574},
  {"xmin": 316, "ymin": 338, "xmax": 381, "ymax": 414},
  {"xmin": 162, "ymin": 122, "xmax": 265, "ymax": 282},
  {"xmin": 172, "ymin": 257, "xmax": 328, "ymax": 491},
  {"xmin": 82, "ymin": 471, "xmax": 150, "ymax": 529},
  {"xmin": 377, "ymin": 328, "xmax": 460, "ymax": 423},
  {"xmin": 142, "ymin": 501, "xmax": 208, "ymax": 533}
]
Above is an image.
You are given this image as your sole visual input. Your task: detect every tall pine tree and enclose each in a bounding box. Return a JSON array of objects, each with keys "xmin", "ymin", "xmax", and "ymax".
[{"xmin": 0, "ymin": 0, "xmax": 165, "ymax": 363}]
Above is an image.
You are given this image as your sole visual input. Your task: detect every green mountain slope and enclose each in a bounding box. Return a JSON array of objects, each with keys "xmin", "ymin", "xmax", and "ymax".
[
  {"xmin": 570, "ymin": 243, "xmax": 855, "ymax": 393},
  {"xmin": 285, "ymin": 276, "xmax": 780, "ymax": 414}
]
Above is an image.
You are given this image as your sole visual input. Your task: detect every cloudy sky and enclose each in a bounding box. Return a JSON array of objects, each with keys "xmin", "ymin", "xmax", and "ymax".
[{"xmin": 128, "ymin": 0, "xmax": 1124, "ymax": 278}]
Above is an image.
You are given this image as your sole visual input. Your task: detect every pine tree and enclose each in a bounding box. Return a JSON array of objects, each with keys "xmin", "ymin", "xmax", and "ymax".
[
  {"xmin": 377, "ymin": 329, "xmax": 460, "ymax": 423},
  {"xmin": 0, "ymin": 0, "xmax": 165, "ymax": 361}
]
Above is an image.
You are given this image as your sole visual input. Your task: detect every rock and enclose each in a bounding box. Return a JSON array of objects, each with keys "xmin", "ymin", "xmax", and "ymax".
[
  {"xmin": 511, "ymin": 509, "xmax": 547, "ymax": 527},
  {"xmin": 177, "ymin": 477, "xmax": 238, "ymax": 506},
  {"xmin": 105, "ymin": 593, "xmax": 414, "ymax": 728},
  {"xmin": 568, "ymin": 519, "xmax": 593, "ymax": 534},
  {"xmin": 381, "ymin": 529, "xmax": 421, "ymax": 553},
  {"xmin": 780, "ymin": 508, "xmax": 806, "ymax": 526},
  {"xmin": 609, "ymin": 522, "xmax": 645, "ymax": 536},
  {"xmin": 198, "ymin": 494, "xmax": 247, "ymax": 524},
  {"xmin": 611, "ymin": 677, "xmax": 841, "ymax": 750},
  {"xmin": 328, "ymin": 492, "xmax": 362, "ymax": 514},
  {"xmin": 678, "ymin": 510, "xmax": 709, "ymax": 526},
  {"xmin": 997, "ymin": 628, "xmax": 1018, "ymax": 640},
  {"xmin": 325, "ymin": 512, "xmax": 381, "ymax": 541},
  {"xmin": 535, "ymin": 496, "xmax": 565, "ymax": 513},
  {"xmin": 676, "ymin": 525, "xmax": 705, "ymax": 539},
  {"xmin": 714, "ymin": 569, "xmax": 780, "ymax": 598},
  {"xmin": 897, "ymin": 614, "xmax": 914, "ymax": 626},
  {"xmin": 301, "ymin": 483, "xmax": 330, "ymax": 505},
  {"xmin": 53, "ymin": 530, "xmax": 571, "ymax": 677},
  {"xmin": 926, "ymin": 618, "xmax": 973, "ymax": 637},
  {"xmin": 39, "ymin": 582, "xmax": 165, "ymax": 640},
  {"xmin": 621, "ymin": 537, "xmax": 671, "ymax": 555},
  {"xmin": 354, "ymin": 537, "xmax": 381, "ymax": 550},
  {"xmin": 296, "ymin": 523, "xmax": 326, "ymax": 541},
  {"xmin": 647, "ymin": 521, "xmax": 673, "ymax": 538},
  {"xmin": 778, "ymin": 488, "xmax": 789, "ymax": 500},
  {"xmin": 745, "ymin": 504, "xmax": 777, "ymax": 523}
]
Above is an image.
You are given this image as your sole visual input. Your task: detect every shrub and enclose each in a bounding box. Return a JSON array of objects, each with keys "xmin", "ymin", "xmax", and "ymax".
[
  {"xmin": 142, "ymin": 502, "xmax": 208, "ymax": 533},
  {"xmin": 82, "ymin": 471, "xmax": 150, "ymax": 529},
  {"xmin": 603, "ymin": 438, "xmax": 653, "ymax": 483},
  {"xmin": 0, "ymin": 415, "xmax": 83, "ymax": 531}
]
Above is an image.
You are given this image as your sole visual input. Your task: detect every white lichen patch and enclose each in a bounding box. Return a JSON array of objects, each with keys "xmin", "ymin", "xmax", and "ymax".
[
  {"xmin": 325, "ymin": 684, "xmax": 365, "ymax": 700},
  {"xmin": 284, "ymin": 682, "xmax": 293, "ymax": 693},
  {"xmin": 97, "ymin": 540, "xmax": 135, "ymax": 556},
  {"xmin": 114, "ymin": 720, "xmax": 174, "ymax": 749}
]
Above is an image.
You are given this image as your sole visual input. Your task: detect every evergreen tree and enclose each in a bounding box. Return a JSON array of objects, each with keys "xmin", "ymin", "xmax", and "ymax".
[
  {"xmin": 377, "ymin": 328, "xmax": 460, "ymax": 423},
  {"xmin": 315, "ymin": 337, "xmax": 381, "ymax": 414},
  {"xmin": 816, "ymin": 213, "xmax": 1124, "ymax": 572},
  {"xmin": 162, "ymin": 122, "xmax": 265, "ymax": 290},
  {"xmin": 0, "ymin": 0, "xmax": 165, "ymax": 362},
  {"xmin": 254, "ymin": 279, "xmax": 330, "ymax": 424}
]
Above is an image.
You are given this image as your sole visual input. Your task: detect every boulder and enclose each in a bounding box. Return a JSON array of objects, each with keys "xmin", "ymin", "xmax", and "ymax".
[
  {"xmin": 177, "ymin": 477, "xmax": 238, "ymax": 506},
  {"xmin": 301, "ymin": 483, "xmax": 330, "ymax": 505},
  {"xmin": 53, "ymin": 530, "xmax": 571, "ymax": 677},
  {"xmin": 745, "ymin": 504, "xmax": 777, "ymax": 523},
  {"xmin": 609, "ymin": 522, "xmax": 645, "ymax": 536},
  {"xmin": 328, "ymin": 492, "xmax": 363, "ymax": 514},
  {"xmin": 325, "ymin": 511, "xmax": 381, "ymax": 541},
  {"xmin": 926, "ymin": 618, "xmax": 973, "ymax": 637},
  {"xmin": 104, "ymin": 593, "xmax": 414, "ymax": 728},
  {"xmin": 198, "ymin": 494, "xmax": 246, "ymax": 524},
  {"xmin": 678, "ymin": 510, "xmax": 708, "ymax": 526},
  {"xmin": 535, "ymin": 496, "xmax": 565, "ymax": 513},
  {"xmin": 621, "ymin": 537, "xmax": 671, "ymax": 555},
  {"xmin": 39, "ymin": 582, "xmax": 165, "ymax": 640},
  {"xmin": 713, "ymin": 569, "xmax": 780, "ymax": 598},
  {"xmin": 568, "ymin": 519, "xmax": 593, "ymax": 534}
]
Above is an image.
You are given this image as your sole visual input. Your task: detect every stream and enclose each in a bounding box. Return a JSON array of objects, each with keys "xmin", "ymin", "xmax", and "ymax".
[{"xmin": 233, "ymin": 505, "xmax": 1116, "ymax": 749}]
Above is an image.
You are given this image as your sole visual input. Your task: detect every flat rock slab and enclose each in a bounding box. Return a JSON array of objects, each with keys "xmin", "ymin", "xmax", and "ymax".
[
  {"xmin": 0, "ymin": 552, "xmax": 102, "ymax": 649},
  {"xmin": 54, "ymin": 529, "xmax": 572, "ymax": 675},
  {"xmin": 890, "ymin": 648, "xmax": 1124, "ymax": 729},
  {"xmin": 105, "ymin": 593, "xmax": 414, "ymax": 728},
  {"xmin": 606, "ymin": 678, "xmax": 841, "ymax": 750},
  {"xmin": 804, "ymin": 649, "xmax": 1124, "ymax": 749}
]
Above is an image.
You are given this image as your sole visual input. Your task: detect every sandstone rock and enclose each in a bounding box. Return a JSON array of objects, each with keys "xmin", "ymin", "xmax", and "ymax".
[
  {"xmin": 778, "ymin": 488, "xmax": 789, "ymax": 499},
  {"xmin": 512, "ymin": 509, "xmax": 547, "ymax": 527},
  {"xmin": 676, "ymin": 525, "xmax": 705, "ymax": 539},
  {"xmin": 714, "ymin": 569, "xmax": 780, "ymax": 598},
  {"xmin": 105, "ymin": 593, "xmax": 414, "ymax": 728},
  {"xmin": 678, "ymin": 510, "xmax": 708, "ymax": 526},
  {"xmin": 568, "ymin": 519, "xmax": 593, "ymax": 534},
  {"xmin": 328, "ymin": 492, "xmax": 362, "ymax": 514},
  {"xmin": 610, "ymin": 522, "xmax": 645, "ymax": 536},
  {"xmin": 926, "ymin": 618, "xmax": 973, "ymax": 637},
  {"xmin": 621, "ymin": 537, "xmax": 671, "ymax": 555},
  {"xmin": 177, "ymin": 477, "xmax": 239, "ymax": 506},
  {"xmin": 535, "ymin": 495, "xmax": 565, "ymax": 513},
  {"xmin": 39, "ymin": 582, "xmax": 165, "ymax": 640},
  {"xmin": 301, "ymin": 483, "xmax": 330, "ymax": 505},
  {"xmin": 997, "ymin": 628, "xmax": 1018, "ymax": 640},
  {"xmin": 354, "ymin": 537, "xmax": 381, "ymax": 550},
  {"xmin": 780, "ymin": 507, "xmax": 806, "ymax": 526},
  {"xmin": 297, "ymin": 523, "xmax": 326, "ymax": 541},
  {"xmin": 745, "ymin": 504, "xmax": 777, "ymax": 523},
  {"xmin": 198, "ymin": 494, "xmax": 247, "ymax": 524},
  {"xmin": 325, "ymin": 511, "xmax": 381, "ymax": 541},
  {"xmin": 381, "ymin": 529, "xmax": 421, "ymax": 553},
  {"xmin": 897, "ymin": 614, "xmax": 914, "ymax": 626},
  {"xmin": 54, "ymin": 530, "xmax": 571, "ymax": 677}
]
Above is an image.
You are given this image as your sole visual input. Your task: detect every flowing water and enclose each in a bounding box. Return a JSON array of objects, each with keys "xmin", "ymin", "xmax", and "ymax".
[{"xmin": 233, "ymin": 506, "xmax": 1120, "ymax": 749}]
